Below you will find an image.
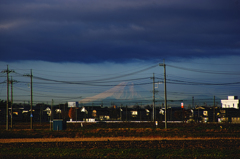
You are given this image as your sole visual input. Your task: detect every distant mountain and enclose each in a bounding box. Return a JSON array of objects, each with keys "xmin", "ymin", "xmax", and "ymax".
[{"xmin": 79, "ymin": 82, "xmax": 142, "ymax": 104}]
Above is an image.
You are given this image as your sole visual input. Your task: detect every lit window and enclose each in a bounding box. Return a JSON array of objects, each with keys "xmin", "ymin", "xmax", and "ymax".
[{"xmin": 131, "ymin": 111, "xmax": 138, "ymax": 116}]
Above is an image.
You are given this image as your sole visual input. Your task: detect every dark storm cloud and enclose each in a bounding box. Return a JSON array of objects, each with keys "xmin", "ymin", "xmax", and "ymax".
[{"xmin": 1, "ymin": 0, "xmax": 240, "ymax": 62}]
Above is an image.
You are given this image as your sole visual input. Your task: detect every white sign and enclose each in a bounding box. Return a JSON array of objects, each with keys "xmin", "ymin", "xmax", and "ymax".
[{"xmin": 68, "ymin": 102, "xmax": 79, "ymax": 107}]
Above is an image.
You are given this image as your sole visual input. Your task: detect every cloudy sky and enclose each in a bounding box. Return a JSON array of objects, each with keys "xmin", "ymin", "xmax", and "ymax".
[{"xmin": 1, "ymin": 0, "xmax": 240, "ymax": 107}]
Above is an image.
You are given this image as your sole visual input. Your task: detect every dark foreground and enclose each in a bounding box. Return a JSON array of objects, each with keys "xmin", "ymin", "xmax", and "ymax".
[
  {"xmin": 1, "ymin": 122, "xmax": 240, "ymax": 158},
  {"xmin": 0, "ymin": 139, "xmax": 240, "ymax": 159}
]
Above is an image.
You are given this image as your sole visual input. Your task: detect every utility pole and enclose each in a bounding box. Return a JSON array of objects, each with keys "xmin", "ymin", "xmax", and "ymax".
[
  {"xmin": 40, "ymin": 104, "xmax": 42, "ymax": 125},
  {"xmin": 64, "ymin": 102, "xmax": 66, "ymax": 120},
  {"xmin": 11, "ymin": 77, "xmax": 13, "ymax": 128},
  {"xmin": 50, "ymin": 99, "xmax": 53, "ymax": 130},
  {"xmin": 6, "ymin": 66, "xmax": 9, "ymax": 130},
  {"xmin": 10, "ymin": 77, "xmax": 17, "ymax": 128},
  {"xmin": 120, "ymin": 104, "xmax": 122, "ymax": 121},
  {"xmin": 59, "ymin": 104, "xmax": 61, "ymax": 119},
  {"xmin": 192, "ymin": 96, "xmax": 194, "ymax": 109},
  {"xmin": 1, "ymin": 65, "xmax": 14, "ymax": 130},
  {"xmin": 126, "ymin": 105, "xmax": 127, "ymax": 121},
  {"xmin": 159, "ymin": 60, "xmax": 167, "ymax": 129},
  {"xmin": 152, "ymin": 73, "xmax": 155, "ymax": 121},
  {"xmin": 24, "ymin": 69, "xmax": 33, "ymax": 129},
  {"xmin": 213, "ymin": 96, "xmax": 215, "ymax": 122},
  {"xmin": 30, "ymin": 69, "xmax": 33, "ymax": 129}
]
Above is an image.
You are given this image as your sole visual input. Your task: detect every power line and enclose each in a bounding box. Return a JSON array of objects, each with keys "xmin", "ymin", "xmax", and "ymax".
[
  {"xmin": 155, "ymin": 77, "xmax": 240, "ymax": 86},
  {"xmin": 168, "ymin": 64, "xmax": 240, "ymax": 75}
]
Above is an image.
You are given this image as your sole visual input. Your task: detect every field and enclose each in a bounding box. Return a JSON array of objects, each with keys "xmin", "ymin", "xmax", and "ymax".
[{"xmin": 0, "ymin": 122, "xmax": 240, "ymax": 158}]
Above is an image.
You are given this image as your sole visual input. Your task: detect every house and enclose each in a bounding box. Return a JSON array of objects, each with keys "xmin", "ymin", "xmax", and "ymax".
[
  {"xmin": 221, "ymin": 96, "xmax": 239, "ymax": 109},
  {"xmin": 190, "ymin": 106, "xmax": 220, "ymax": 122},
  {"xmin": 218, "ymin": 96, "xmax": 240, "ymax": 122},
  {"xmin": 217, "ymin": 108, "xmax": 240, "ymax": 123}
]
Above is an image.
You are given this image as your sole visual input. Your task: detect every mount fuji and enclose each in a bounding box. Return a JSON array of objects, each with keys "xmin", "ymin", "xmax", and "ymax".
[{"xmin": 79, "ymin": 82, "xmax": 143, "ymax": 105}]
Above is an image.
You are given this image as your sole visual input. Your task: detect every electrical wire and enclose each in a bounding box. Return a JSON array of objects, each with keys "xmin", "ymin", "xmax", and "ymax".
[
  {"xmin": 168, "ymin": 64, "xmax": 240, "ymax": 75},
  {"xmin": 1, "ymin": 62, "xmax": 239, "ymax": 105}
]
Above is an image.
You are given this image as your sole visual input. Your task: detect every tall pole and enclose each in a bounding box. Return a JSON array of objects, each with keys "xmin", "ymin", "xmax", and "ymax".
[
  {"xmin": 1, "ymin": 65, "xmax": 14, "ymax": 130},
  {"xmin": 10, "ymin": 78, "xmax": 18, "ymax": 128},
  {"xmin": 23, "ymin": 69, "xmax": 33, "ymax": 129},
  {"xmin": 164, "ymin": 61, "xmax": 167, "ymax": 129},
  {"xmin": 50, "ymin": 99, "xmax": 53, "ymax": 130},
  {"xmin": 159, "ymin": 60, "xmax": 167, "ymax": 129},
  {"xmin": 30, "ymin": 69, "xmax": 33, "ymax": 129},
  {"xmin": 64, "ymin": 103, "xmax": 66, "ymax": 120},
  {"xmin": 192, "ymin": 96, "xmax": 194, "ymax": 109},
  {"xmin": 120, "ymin": 104, "xmax": 122, "ymax": 121},
  {"xmin": 11, "ymin": 76, "xmax": 13, "ymax": 128},
  {"xmin": 6, "ymin": 65, "xmax": 9, "ymax": 130},
  {"xmin": 40, "ymin": 104, "xmax": 42, "ymax": 125},
  {"xmin": 59, "ymin": 104, "xmax": 61, "ymax": 119},
  {"xmin": 213, "ymin": 96, "xmax": 215, "ymax": 122},
  {"xmin": 152, "ymin": 73, "xmax": 155, "ymax": 121},
  {"xmin": 126, "ymin": 105, "xmax": 127, "ymax": 121}
]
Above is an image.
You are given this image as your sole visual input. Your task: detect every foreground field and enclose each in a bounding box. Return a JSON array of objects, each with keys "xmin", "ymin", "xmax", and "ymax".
[
  {"xmin": 0, "ymin": 138, "xmax": 239, "ymax": 158},
  {"xmin": 0, "ymin": 122, "xmax": 240, "ymax": 158},
  {"xmin": 1, "ymin": 122, "xmax": 240, "ymax": 138}
]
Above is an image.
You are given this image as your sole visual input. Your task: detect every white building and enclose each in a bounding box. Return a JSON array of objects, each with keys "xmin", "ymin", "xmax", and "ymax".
[{"xmin": 221, "ymin": 96, "xmax": 239, "ymax": 109}]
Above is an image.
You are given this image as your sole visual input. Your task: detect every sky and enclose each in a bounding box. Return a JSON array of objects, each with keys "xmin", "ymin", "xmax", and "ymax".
[{"xmin": 0, "ymin": 0, "xmax": 240, "ymax": 107}]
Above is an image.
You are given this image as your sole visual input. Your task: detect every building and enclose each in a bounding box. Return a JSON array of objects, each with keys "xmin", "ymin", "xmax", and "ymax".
[{"xmin": 221, "ymin": 96, "xmax": 239, "ymax": 109}]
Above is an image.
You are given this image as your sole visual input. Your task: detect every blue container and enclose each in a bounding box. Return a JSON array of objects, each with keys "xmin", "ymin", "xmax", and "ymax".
[{"xmin": 53, "ymin": 119, "xmax": 66, "ymax": 130}]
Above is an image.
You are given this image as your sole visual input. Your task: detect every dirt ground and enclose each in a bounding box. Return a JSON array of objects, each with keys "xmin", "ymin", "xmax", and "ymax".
[
  {"xmin": 1, "ymin": 136, "xmax": 240, "ymax": 143},
  {"xmin": 1, "ymin": 137, "xmax": 240, "ymax": 158}
]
